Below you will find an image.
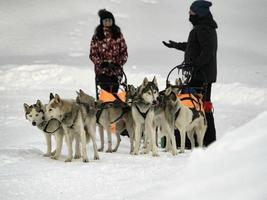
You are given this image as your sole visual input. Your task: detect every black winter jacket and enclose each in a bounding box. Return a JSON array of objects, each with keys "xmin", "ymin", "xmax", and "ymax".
[{"xmin": 181, "ymin": 14, "xmax": 218, "ymax": 83}]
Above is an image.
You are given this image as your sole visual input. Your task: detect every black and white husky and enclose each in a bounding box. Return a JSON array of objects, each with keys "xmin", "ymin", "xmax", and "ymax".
[
  {"xmin": 23, "ymin": 98, "xmax": 64, "ymax": 160},
  {"xmin": 131, "ymin": 77, "xmax": 159, "ymax": 156}
]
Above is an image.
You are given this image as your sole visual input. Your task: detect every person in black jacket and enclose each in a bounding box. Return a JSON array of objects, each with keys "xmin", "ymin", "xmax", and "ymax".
[{"xmin": 163, "ymin": 0, "xmax": 217, "ymax": 146}]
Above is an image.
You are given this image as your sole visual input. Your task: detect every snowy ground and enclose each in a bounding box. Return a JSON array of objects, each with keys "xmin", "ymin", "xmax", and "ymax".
[{"xmin": 1, "ymin": 0, "xmax": 267, "ymax": 200}]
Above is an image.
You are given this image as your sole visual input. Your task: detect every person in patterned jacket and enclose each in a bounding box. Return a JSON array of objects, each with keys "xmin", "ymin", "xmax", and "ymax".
[{"xmin": 89, "ymin": 9, "xmax": 128, "ymax": 95}]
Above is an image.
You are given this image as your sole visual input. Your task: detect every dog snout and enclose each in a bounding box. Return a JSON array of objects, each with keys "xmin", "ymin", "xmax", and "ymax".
[{"xmin": 32, "ymin": 121, "xmax": 36, "ymax": 126}]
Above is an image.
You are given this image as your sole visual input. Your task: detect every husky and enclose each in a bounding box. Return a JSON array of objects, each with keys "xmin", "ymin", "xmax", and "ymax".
[
  {"xmin": 23, "ymin": 98, "xmax": 64, "ymax": 160},
  {"xmin": 174, "ymin": 79, "xmax": 207, "ymax": 153},
  {"xmin": 76, "ymin": 89, "xmax": 134, "ymax": 154},
  {"xmin": 46, "ymin": 94, "xmax": 99, "ymax": 162},
  {"xmin": 154, "ymin": 87, "xmax": 179, "ymax": 155},
  {"xmin": 131, "ymin": 77, "xmax": 159, "ymax": 156}
]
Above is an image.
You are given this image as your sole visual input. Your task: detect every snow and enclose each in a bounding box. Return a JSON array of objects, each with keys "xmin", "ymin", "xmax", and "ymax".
[{"xmin": 1, "ymin": 0, "xmax": 267, "ymax": 200}]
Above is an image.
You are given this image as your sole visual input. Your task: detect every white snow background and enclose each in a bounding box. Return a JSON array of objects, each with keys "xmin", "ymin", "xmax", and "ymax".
[{"xmin": 0, "ymin": 0, "xmax": 267, "ymax": 200}]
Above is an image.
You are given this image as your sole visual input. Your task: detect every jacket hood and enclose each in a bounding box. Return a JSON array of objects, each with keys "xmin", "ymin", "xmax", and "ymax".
[{"xmin": 198, "ymin": 13, "xmax": 218, "ymax": 29}]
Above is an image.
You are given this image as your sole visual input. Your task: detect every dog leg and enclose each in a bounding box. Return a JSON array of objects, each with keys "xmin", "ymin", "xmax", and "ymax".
[
  {"xmin": 166, "ymin": 126, "xmax": 178, "ymax": 156},
  {"xmin": 143, "ymin": 133, "xmax": 151, "ymax": 154},
  {"xmin": 126, "ymin": 124, "xmax": 134, "ymax": 154},
  {"xmin": 78, "ymin": 116, "xmax": 89, "ymax": 162},
  {"xmin": 150, "ymin": 126, "xmax": 159, "ymax": 157},
  {"xmin": 112, "ymin": 129, "xmax": 121, "ymax": 152},
  {"xmin": 179, "ymin": 129, "xmax": 186, "ymax": 153},
  {"xmin": 105, "ymin": 124, "xmax": 113, "ymax": 153},
  {"xmin": 129, "ymin": 129, "xmax": 134, "ymax": 154},
  {"xmin": 88, "ymin": 126, "xmax": 100, "ymax": 160},
  {"xmin": 133, "ymin": 124, "xmax": 142, "ymax": 155},
  {"xmin": 196, "ymin": 123, "xmax": 206, "ymax": 148},
  {"xmin": 98, "ymin": 125, "xmax": 104, "ymax": 152},
  {"xmin": 43, "ymin": 133, "xmax": 52, "ymax": 157},
  {"xmin": 64, "ymin": 127, "xmax": 73, "ymax": 162},
  {"xmin": 74, "ymin": 135, "xmax": 81, "ymax": 159},
  {"xmin": 145, "ymin": 119, "xmax": 158, "ymax": 157},
  {"xmin": 51, "ymin": 132, "xmax": 63, "ymax": 160},
  {"xmin": 187, "ymin": 130, "xmax": 195, "ymax": 150}
]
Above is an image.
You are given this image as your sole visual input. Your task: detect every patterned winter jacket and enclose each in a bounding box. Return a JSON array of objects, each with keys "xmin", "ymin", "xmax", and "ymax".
[{"xmin": 89, "ymin": 29, "xmax": 128, "ymax": 77}]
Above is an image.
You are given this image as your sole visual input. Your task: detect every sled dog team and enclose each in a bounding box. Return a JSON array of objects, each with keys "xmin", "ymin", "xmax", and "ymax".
[{"xmin": 23, "ymin": 77, "xmax": 207, "ymax": 162}]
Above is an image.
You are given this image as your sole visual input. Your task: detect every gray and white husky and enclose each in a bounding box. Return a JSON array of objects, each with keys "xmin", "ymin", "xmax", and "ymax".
[
  {"xmin": 131, "ymin": 77, "xmax": 159, "ymax": 156},
  {"xmin": 76, "ymin": 89, "xmax": 134, "ymax": 154},
  {"xmin": 23, "ymin": 98, "xmax": 64, "ymax": 160},
  {"xmin": 154, "ymin": 87, "xmax": 179, "ymax": 155},
  {"xmin": 46, "ymin": 93, "xmax": 99, "ymax": 162}
]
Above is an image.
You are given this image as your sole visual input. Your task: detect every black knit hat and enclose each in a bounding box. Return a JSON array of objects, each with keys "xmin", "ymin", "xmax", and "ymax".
[
  {"xmin": 190, "ymin": 0, "xmax": 212, "ymax": 17},
  {"xmin": 98, "ymin": 9, "xmax": 115, "ymax": 24}
]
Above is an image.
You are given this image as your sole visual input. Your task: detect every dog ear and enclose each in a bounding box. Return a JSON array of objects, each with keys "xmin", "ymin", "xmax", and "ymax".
[
  {"xmin": 49, "ymin": 93, "xmax": 54, "ymax": 101},
  {"xmin": 129, "ymin": 85, "xmax": 136, "ymax": 95},
  {"xmin": 36, "ymin": 100, "xmax": 43, "ymax": 107},
  {"xmin": 152, "ymin": 76, "xmax": 158, "ymax": 87},
  {"xmin": 165, "ymin": 87, "xmax": 172, "ymax": 96},
  {"xmin": 23, "ymin": 103, "xmax": 30, "ymax": 113},
  {"xmin": 76, "ymin": 91, "xmax": 80, "ymax": 96},
  {"xmin": 142, "ymin": 77, "xmax": 149, "ymax": 86},
  {"xmin": 54, "ymin": 94, "xmax": 61, "ymax": 104},
  {"xmin": 79, "ymin": 89, "xmax": 85, "ymax": 94},
  {"xmin": 175, "ymin": 78, "xmax": 182, "ymax": 86}
]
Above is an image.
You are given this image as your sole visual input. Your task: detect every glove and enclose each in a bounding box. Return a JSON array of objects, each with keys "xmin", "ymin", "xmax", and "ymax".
[
  {"xmin": 162, "ymin": 40, "xmax": 178, "ymax": 48},
  {"xmin": 109, "ymin": 62, "xmax": 120, "ymax": 69},
  {"xmin": 163, "ymin": 40, "xmax": 187, "ymax": 51},
  {"xmin": 100, "ymin": 62, "xmax": 109, "ymax": 69}
]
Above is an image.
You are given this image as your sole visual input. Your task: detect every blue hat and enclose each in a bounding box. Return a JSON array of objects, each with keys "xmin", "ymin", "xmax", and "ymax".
[{"xmin": 190, "ymin": 0, "xmax": 212, "ymax": 17}]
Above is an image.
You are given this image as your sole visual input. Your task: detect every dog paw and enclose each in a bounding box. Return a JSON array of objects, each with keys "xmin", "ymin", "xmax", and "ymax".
[
  {"xmin": 106, "ymin": 149, "xmax": 113, "ymax": 153},
  {"xmin": 112, "ymin": 148, "xmax": 118, "ymax": 152},
  {"xmin": 51, "ymin": 151, "xmax": 56, "ymax": 156},
  {"xmin": 179, "ymin": 149, "xmax": 185, "ymax": 154},
  {"xmin": 82, "ymin": 157, "xmax": 89, "ymax": 163},
  {"xmin": 94, "ymin": 155, "xmax": 100, "ymax": 160},
  {"xmin": 133, "ymin": 151, "xmax": 139, "ymax": 155},
  {"xmin": 152, "ymin": 152, "xmax": 159, "ymax": 157},
  {"xmin": 65, "ymin": 158, "xmax": 72, "ymax": 162},
  {"xmin": 98, "ymin": 148, "xmax": 104, "ymax": 152},
  {"xmin": 74, "ymin": 154, "xmax": 81, "ymax": 159},
  {"xmin": 51, "ymin": 155, "xmax": 59, "ymax": 160},
  {"xmin": 172, "ymin": 151, "xmax": 178, "ymax": 156},
  {"xmin": 43, "ymin": 153, "xmax": 51, "ymax": 157}
]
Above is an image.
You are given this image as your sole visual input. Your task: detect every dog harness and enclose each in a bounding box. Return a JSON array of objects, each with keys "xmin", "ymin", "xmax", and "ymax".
[
  {"xmin": 134, "ymin": 104, "xmax": 151, "ymax": 119},
  {"xmin": 96, "ymin": 102, "xmax": 130, "ymax": 124},
  {"xmin": 42, "ymin": 118, "xmax": 62, "ymax": 134}
]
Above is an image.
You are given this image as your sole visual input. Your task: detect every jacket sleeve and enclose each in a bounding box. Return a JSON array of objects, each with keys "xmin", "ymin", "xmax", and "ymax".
[
  {"xmin": 193, "ymin": 26, "xmax": 216, "ymax": 70},
  {"xmin": 89, "ymin": 36, "xmax": 101, "ymax": 67},
  {"xmin": 117, "ymin": 34, "xmax": 128, "ymax": 67},
  {"xmin": 176, "ymin": 42, "xmax": 187, "ymax": 51}
]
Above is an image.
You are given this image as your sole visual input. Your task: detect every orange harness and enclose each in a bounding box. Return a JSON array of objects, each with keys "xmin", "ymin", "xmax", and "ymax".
[
  {"xmin": 177, "ymin": 93, "xmax": 204, "ymax": 113},
  {"xmin": 98, "ymin": 89, "xmax": 126, "ymax": 102},
  {"xmin": 98, "ymin": 89, "xmax": 126, "ymax": 133}
]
